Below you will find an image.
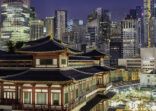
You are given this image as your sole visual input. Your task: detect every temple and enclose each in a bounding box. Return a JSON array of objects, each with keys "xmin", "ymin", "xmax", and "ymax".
[{"xmin": 0, "ymin": 36, "xmax": 120, "ymax": 111}]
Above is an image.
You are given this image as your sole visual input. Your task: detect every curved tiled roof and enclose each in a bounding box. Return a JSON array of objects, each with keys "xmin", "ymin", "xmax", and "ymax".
[
  {"xmin": 0, "ymin": 54, "xmax": 33, "ymax": 60},
  {"xmin": 25, "ymin": 36, "xmax": 51, "ymax": 46},
  {"xmin": 0, "ymin": 68, "xmax": 28, "ymax": 77},
  {"xmin": 0, "ymin": 50, "xmax": 8, "ymax": 55},
  {"xmin": 80, "ymin": 91, "xmax": 116, "ymax": 111},
  {"xmin": 81, "ymin": 49, "xmax": 106, "ymax": 57},
  {"xmin": 3, "ymin": 68, "xmax": 93, "ymax": 82},
  {"xmin": 76, "ymin": 66, "xmax": 115, "ymax": 74},
  {"xmin": 19, "ymin": 40, "xmax": 65, "ymax": 52},
  {"xmin": 69, "ymin": 56, "xmax": 97, "ymax": 61}
]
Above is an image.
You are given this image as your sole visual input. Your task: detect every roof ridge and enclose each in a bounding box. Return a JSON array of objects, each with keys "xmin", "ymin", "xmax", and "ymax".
[
  {"xmin": 21, "ymin": 40, "xmax": 51, "ymax": 50},
  {"xmin": 2, "ymin": 69, "xmax": 30, "ymax": 79},
  {"xmin": 53, "ymin": 39, "xmax": 65, "ymax": 49},
  {"xmin": 26, "ymin": 36, "xmax": 51, "ymax": 43},
  {"xmin": 70, "ymin": 67, "xmax": 94, "ymax": 75}
]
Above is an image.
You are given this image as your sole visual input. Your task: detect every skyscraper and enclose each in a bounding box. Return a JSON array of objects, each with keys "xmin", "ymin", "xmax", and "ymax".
[
  {"xmin": 0, "ymin": 0, "xmax": 31, "ymax": 49},
  {"xmin": 30, "ymin": 19, "xmax": 44, "ymax": 40},
  {"xmin": 110, "ymin": 22, "xmax": 122, "ymax": 67},
  {"xmin": 44, "ymin": 17, "xmax": 55, "ymax": 38},
  {"xmin": 87, "ymin": 8, "xmax": 111, "ymax": 53},
  {"xmin": 151, "ymin": 0, "xmax": 156, "ymax": 46},
  {"xmin": 55, "ymin": 10, "xmax": 67, "ymax": 41},
  {"xmin": 121, "ymin": 19, "xmax": 140, "ymax": 58},
  {"xmin": 64, "ymin": 19, "xmax": 86, "ymax": 50},
  {"xmin": 143, "ymin": 0, "xmax": 152, "ymax": 47}
]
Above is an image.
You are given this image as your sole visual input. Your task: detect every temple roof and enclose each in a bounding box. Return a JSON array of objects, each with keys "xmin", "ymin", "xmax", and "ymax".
[
  {"xmin": 0, "ymin": 68, "xmax": 28, "ymax": 77},
  {"xmin": 19, "ymin": 39, "xmax": 66, "ymax": 52},
  {"xmin": 25, "ymin": 36, "xmax": 51, "ymax": 46},
  {"xmin": 76, "ymin": 66, "xmax": 115, "ymax": 74},
  {"xmin": 3, "ymin": 68, "xmax": 93, "ymax": 82},
  {"xmin": 81, "ymin": 49, "xmax": 106, "ymax": 57},
  {"xmin": 69, "ymin": 56, "xmax": 97, "ymax": 61},
  {"xmin": 0, "ymin": 50, "xmax": 8, "ymax": 55},
  {"xmin": 80, "ymin": 91, "xmax": 116, "ymax": 111},
  {"xmin": 0, "ymin": 54, "xmax": 33, "ymax": 60}
]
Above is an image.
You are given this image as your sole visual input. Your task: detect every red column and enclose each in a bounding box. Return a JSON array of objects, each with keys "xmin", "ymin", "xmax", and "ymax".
[
  {"xmin": 32, "ymin": 84, "xmax": 36, "ymax": 111},
  {"xmin": 15, "ymin": 84, "xmax": 18, "ymax": 100},
  {"xmin": 61, "ymin": 85, "xmax": 64, "ymax": 110},
  {"xmin": 18, "ymin": 84, "xmax": 23, "ymax": 109},
  {"xmin": 0, "ymin": 82, "xmax": 4, "ymax": 101},
  {"xmin": 48, "ymin": 84, "xmax": 51, "ymax": 110}
]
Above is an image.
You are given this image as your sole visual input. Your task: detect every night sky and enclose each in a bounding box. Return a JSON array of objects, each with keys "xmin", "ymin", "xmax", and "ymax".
[{"xmin": 31, "ymin": 0, "xmax": 143, "ymax": 21}]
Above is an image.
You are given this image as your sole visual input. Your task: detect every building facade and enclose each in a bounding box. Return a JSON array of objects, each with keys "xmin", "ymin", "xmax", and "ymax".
[
  {"xmin": 140, "ymin": 48, "xmax": 156, "ymax": 87},
  {"xmin": 121, "ymin": 19, "xmax": 139, "ymax": 58},
  {"xmin": 30, "ymin": 19, "xmax": 44, "ymax": 40},
  {"xmin": 110, "ymin": 22, "xmax": 122, "ymax": 67},
  {"xmin": 55, "ymin": 10, "xmax": 67, "ymax": 41},
  {"xmin": 64, "ymin": 19, "xmax": 86, "ymax": 50},
  {"xmin": 86, "ymin": 8, "xmax": 111, "ymax": 54},
  {"xmin": 0, "ymin": 36, "xmax": 117, "ymax": 111},
  {"xmin": 0, "ymin": 0, "xmax": 31, "ymax": 49},
  {"xmin": 44, "ymin": 17, "xmax": 55, "ymax": 37}
]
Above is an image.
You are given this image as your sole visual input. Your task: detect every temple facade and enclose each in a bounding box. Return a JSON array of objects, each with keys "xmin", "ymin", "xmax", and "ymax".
[{"xmin": 0, "ymin": 36, "xmax": 116, "ymax": 111}]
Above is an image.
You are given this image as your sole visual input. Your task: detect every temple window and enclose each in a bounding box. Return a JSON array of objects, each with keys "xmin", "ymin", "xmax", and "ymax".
[
  {"xmin": 36, "ymin": 92, "xmax": 47, "ymax": 105},
  {"xmin": 76, "ymin": 89, "xmax": 78, "ymax": 98},
  {"xmin": 36, "ymin": 58, "xmax": 57, "ymax": 67},
  {"xmin": 64, "ymin": 92, "xmax": 68, "ymax": 104},
  {"xmin": 4, "ymin": 91, "xmax": 15, "ymax": 99},
  {"xmin": 23, "ymin": 92, "xmax": 31, "ymax": 104},
  {"xmin": 40, "ymin": 59, "xmax": 53, "ymax": 65},
  {"xmin": 52, "ymin": 93, "xmax": 60, "ymax": 105},
  {"xmin": 61, "ymin": 59, "xmax": 66, "ymax": 65}
]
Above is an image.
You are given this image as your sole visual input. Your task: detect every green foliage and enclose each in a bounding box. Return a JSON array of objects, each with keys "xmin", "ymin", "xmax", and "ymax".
[
  {"xmin": 15, "ymin": 41, "xmax": 24, "ymax": 49},
  {"xmin": 6, "ymin": 41, "xmax": 15, "ymax": 53}
]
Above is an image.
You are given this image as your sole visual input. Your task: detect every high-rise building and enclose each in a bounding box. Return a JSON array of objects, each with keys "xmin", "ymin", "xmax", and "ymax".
[
  {"xmin": 151, "ymin": 0, "xmax": 156, "ymax": 46},
  {"xmin": 55, "ymin": 10, "xmax": 67, "ymax": 41},
  {"xmin": 30, "ymin": 20, "xmax": 44, "ymax": 40},
  {"xmin": 87, "ymin": 8, "xmax": 111, "ymax": 53},
  {"xmin": 30, "ymin": 7, "xmax": 37, "ymax": 20},
  {"xmin": 0, "ymin": 0, "xmax": 31, "ymax": 49},
  {"xmin": 64, "ymin": 19, "xmax": 86, "ymax": 50},
  {"xmin": 110, "ymin": 22, "xmax": 122, "ymax": 67},
  {"xmin": 140, "ymin": 48, "xmax": 156, "ymax": 87},
  {"xmin": 144, "ymin": 0, "xmax": 153, "ymax": 47},
  {"xmin": 121, "ymin": 19, "xmax": 140, "ymax": 58},
  {"xmin": 44, "ymin": 17, "xmax": 55, "ymax": 37}
]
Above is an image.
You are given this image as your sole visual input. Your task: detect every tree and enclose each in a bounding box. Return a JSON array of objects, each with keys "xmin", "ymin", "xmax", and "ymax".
[
  {"xmin": 6, "ymin": 41, "xmax": 15, "ymax": 53},
  {"xmin": 6, "ymin": 41, "xmax": 24, "ymax": 53},
  {"xmin": 15, "ymin": 41, "xmax": 24, "ymax": 49}
]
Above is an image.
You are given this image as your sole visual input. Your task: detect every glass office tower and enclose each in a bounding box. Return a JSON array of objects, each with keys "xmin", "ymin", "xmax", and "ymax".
[{"xmin": 1, "ymin": 0, "xmax": 30, "ymax": 48}]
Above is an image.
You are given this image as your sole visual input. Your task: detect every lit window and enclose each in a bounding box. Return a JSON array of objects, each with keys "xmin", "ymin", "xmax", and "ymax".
[
  {"xmin": 23, "ymin": 92, "xmax": 31, "ymax": 104},
  {"xmin": 64, "ymin": 93, "xmax": 68, "ymax": 104},
  {"xmin": 61, "ymin": 59, "xmax": 66, "ymax": 65},
  {"xmin": 40, "ymin": 59, "xmax": 53, "ymax": 65},
  {"xmin": 53, "ymin": 93, "xmax": 60, "ymax": 105},
  {"xmin": 36, "ymin": 92, "xmax": 47, "ymax": 105}
]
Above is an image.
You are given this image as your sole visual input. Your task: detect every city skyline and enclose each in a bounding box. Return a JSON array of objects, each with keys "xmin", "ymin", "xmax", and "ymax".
[{"xmin": 31, "ymin": 0, "xmax": 143, "ymax": 21}]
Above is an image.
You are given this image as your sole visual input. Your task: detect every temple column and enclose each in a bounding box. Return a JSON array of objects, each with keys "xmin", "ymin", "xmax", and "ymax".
[
  {"xmin": 32, "ymin": 84, "xmax": 36, "ymax": 111},
  {"xmin": 0, "ymin": 82, "xmax": 3, "ymax": 102},
  {"xmin": 61, "ymin": 85, "xmax": 64, "ymax": 110},
  {"xmin": 15, "ymin": 84, "xmax": 18, "ymax": 100},
  {"xmin": 48, "ymin": 84, "xmax": 52, "ymax": 110},
  {"xmin": 18, "ymin": 83, "xmax": 23, "ymax": 109}
]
